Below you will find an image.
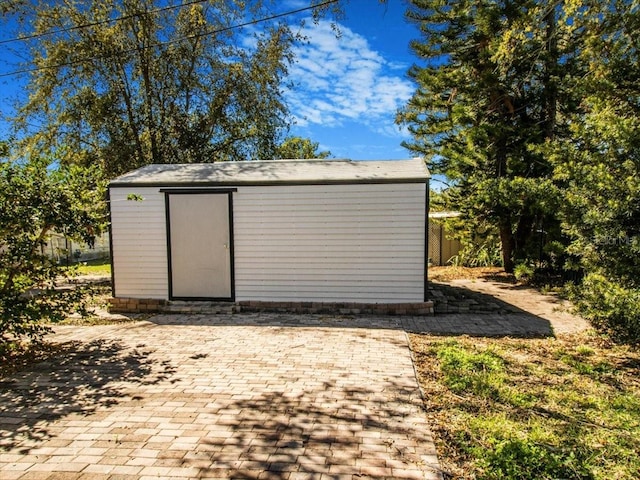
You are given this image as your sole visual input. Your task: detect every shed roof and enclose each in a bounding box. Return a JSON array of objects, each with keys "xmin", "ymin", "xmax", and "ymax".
[{"xmin": 109, "ymin": 158, "xmax": 429, "ymax": 187}]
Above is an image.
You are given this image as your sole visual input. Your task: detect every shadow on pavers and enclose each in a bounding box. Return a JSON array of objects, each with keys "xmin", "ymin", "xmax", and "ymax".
[
  {"xmin": 0, "ymin": 339, "xmax": 175, "ymax": 452},
  {"xmin": 144, "ymin": 283, "xmax": 554, "ymax": 339},
  {"xmin": 141, "ymin": 277, "xmax": 555, "ymax": 338},
  {"xmin": 183, "ymin": 379, "xmax": 441, "ymax": 479},
  {"xmin": 428, "ymin": 281, "xmax": 524, "ymax": 315}
]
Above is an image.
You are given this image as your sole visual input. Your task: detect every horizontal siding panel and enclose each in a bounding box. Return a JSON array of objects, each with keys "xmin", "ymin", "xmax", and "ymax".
[
  {"xmin": 234, "ymin": 263, "xmax": 422, "ymax": 272},
  {"xmin": 233, "ymin": 231, "xmax": 425, "ymax": 239},
  {"xmin": 110, "ymin": 187, "xmax": 168, "ymax": 299},
  {"xmin": 112, "ymin": 279, "xmax": 167, "ymax": 289},
  {"xmin": 236, "ymin": 253, "xmax": 421, "ymax": 261},
  {"xmin": 237, "ymin": 291, "xmax": 422, "ymax": 303},
  {"xmin": 110, "ymin": 181, "xmax": 426, "ymax": 303},
  {"xmin": 234, "ymin": 242, "xmax": 423, "ymax": 251},
  {"xmin": 234, "ymin": 222, "xmax": 422, "ymax": 232},
  {"xmin": 237, "ymin": 283, "xmax": 422, "ymax": 293},
  {"xmin": 234, "ymin": 183, "xmax": 425, "ymax": 303},
  {"xmin": 234, "ymin": 274, "xmax": 423, "ymax": 283},
  {"xmin": 233, "ymin": 240, "xmax": 423, "ymax": 249},
  {"xmin": 234, "ymin": 215, "xmax": 423, "ymax": 224},
  {"xmin": 235, "ymin": 186, "xmax": 417, "ymax": 197},
  {"xmin": 233, "ymin": 204, "xmax": 421, "ymax": 214}
]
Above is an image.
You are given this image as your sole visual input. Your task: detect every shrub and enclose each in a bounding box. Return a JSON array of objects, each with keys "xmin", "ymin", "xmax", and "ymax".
[
  {"xmin": 0, "ymin": 157, "xmax": 105, "ymax": 345},
  {"xmin": 513, "ymin": 262, "xmax": 535, "ymax": 282},
  {"xmin": 570, "ymin": 273, "xmax": 640, "ymax": 345},
  {"xmin": 448, "ymin": 239, "xmax": 503, "ymax": 267}
]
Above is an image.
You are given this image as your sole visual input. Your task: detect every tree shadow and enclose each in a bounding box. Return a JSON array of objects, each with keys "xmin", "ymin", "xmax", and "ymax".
[
  {"xmin": 0, "ymin": 339, "xmax": 175, "ymax": 452},
  {"xmin": 148, "ymin": 312, "xmax": 408, "ymax": 331},
  {"xmin": 428, "ymin": 281, "xmax": 526, "ymax": 314},
  {"xmin": 477, "ymin": 272, "xmax": 519, "ymax": 284},
  {"xmin": 176, "ymin": 378, "xmax": 440, "ymax": 479},
  {"xmin": 423, "ymin": 281, "xmax": 556, "ymax": 337},
  {"xmin": 147, "ymin": 302, "xmax": 555, "ymax": 338}
]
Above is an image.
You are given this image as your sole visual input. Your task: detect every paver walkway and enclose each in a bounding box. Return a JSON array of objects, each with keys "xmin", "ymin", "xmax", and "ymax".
[
  {"xmin": 444, "ymin": 278, "xmax": 590, "ymax": 334},
  {"xmin": 1, "ymin": 315, "xmax": 442, "ymax": 480}
]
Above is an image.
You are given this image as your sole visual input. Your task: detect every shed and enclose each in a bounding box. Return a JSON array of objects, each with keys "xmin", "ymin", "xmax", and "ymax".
[{"xmin": 108, "ymin": 158, "xmax": 430, "ymax": 311}]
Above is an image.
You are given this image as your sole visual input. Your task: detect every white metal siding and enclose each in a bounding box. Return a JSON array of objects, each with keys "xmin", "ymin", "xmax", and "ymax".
[
  {"xmin": 109, "ymin": 187, "xmax": 168, "ymax": 299},
  {"xmin": 233, "ymin": 183, "xmax": 426, "ymax": 303}
]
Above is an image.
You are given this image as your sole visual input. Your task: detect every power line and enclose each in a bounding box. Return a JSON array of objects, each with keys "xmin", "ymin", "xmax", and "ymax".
[
  {"xmin": 0, "ymin": 0, "xmax": 210, "ymax": 46},
  {"xmin": 0, "ymin": 0, "xmax": 338, "ymax": 79}
]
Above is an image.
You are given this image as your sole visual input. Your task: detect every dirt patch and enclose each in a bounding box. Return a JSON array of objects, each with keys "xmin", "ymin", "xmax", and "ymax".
[{"xmin": 429, "ymin": 266, "xmax": 512, "ymax": 282}]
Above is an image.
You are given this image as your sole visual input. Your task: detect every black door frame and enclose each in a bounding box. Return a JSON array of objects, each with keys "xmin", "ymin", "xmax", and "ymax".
[{"xmin": 162, "ymin": 188, "xmax": 236, "ymax": 301}]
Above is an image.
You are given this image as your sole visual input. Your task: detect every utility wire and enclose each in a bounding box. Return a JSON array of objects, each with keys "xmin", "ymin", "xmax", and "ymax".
[
  {"xmin": 0, "ymin": 1, "xmax": 204, "ymax": 46},
  {"xmin": 0, "ymin": 0, "xmax": 210, "ymax": 46},
  {"xmin": 0, "ymin": 0, "xmax": 338, "ymax": 78}
]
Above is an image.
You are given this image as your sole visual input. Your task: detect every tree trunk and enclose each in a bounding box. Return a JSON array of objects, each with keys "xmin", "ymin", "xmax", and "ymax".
[
  {"xmin": 515, "ymin": 214, "xmax": 536, "ymax": 262},
  {"xmin": 500, "ymin": 223, "xmax": 515, "ymax": 273}
]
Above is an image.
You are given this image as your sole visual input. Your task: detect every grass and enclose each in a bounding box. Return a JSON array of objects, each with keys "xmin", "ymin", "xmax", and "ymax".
[
  {"xmin": 409, "ymin": 333, "xmax": 640, "ymax": 480},
  {"xmin": 69, "ymin": 258, "xmax": 111, "ymax": 276}
]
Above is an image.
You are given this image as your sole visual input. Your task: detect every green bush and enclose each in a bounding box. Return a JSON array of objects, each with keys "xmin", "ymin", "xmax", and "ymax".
[
  {"xmin": 448, "ymin": 240, "xmax": 503, "ymax": 267},
  {"xmin": 513, "ymin": 262, "xmax": 535, "ymax": 282},
  {"xmin": 570, "ymin": 274, "xmax": 640, "ymax": 345},
  {"xmin": 0, "ymin": 157, "xmax": 105, "ymax": 345}
]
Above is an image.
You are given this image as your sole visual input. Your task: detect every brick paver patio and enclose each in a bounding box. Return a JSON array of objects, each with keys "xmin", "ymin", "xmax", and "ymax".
[{"xmin": 1, "ymin": 314, "xmax": 444, "ymax": 480}]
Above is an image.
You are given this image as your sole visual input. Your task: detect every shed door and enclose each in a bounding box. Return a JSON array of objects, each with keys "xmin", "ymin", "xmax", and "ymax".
[{"xmin": 167, "ymin": 193, "xmax": 233, "ymax": 300}]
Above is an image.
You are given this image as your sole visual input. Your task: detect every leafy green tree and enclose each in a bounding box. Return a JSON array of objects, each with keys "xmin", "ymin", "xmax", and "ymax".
[
  {"xmin": 13, "ymin": 0, "xmax": 301, "ymax": 177},
  {"xmin": 548, "ymin": 0, "xmax": 640, "ymax": 342},
  {"xmin": 398, "ymin": 0, "xmax": 577, "ymax": 272},
  {"xmin": 0, "ymin": 149, "xmax": 106, "ymax": 344},
  {"xmin": 273, "ymin": 136, "xmax": 332, "ymax": 159}
]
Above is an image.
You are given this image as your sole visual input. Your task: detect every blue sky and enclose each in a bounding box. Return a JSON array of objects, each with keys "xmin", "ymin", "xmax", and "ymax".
[
  {"xmin": 284, "ymin": 0, "xmax": 419, "ymax": 160},
  {"xmin": 0, "ymin": 0, "xmax": 421, "ymax": 162}
]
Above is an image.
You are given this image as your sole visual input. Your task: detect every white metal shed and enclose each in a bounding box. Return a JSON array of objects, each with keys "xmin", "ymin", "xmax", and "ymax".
[{"xmin": 108, "ymin": 158, "xmax": 430, "ymax": 306}]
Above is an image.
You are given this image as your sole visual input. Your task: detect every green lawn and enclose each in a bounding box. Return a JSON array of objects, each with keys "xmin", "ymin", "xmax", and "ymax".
[
  {"xmin": 410, "ymin": 333, "xmax": 640, "ymax": 480},
  {"xmin": 72, "ymin": 258, "xmax": 111, "ymax": 276}
]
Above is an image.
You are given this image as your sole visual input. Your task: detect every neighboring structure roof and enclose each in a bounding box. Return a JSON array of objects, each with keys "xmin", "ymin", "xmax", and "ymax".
[
  {"xmin": 428, "ymin": 211, "xmax": 461, "ymax": 219},
  {"xmin": 109, "ymin": 158, "xmax": 430, "ymax": 187}
]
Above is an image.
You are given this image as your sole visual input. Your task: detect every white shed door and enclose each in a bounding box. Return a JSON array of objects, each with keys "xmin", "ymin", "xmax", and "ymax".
[{"xmin": 168, "ymin": 193, "xmax": 232, "ymax": 299}]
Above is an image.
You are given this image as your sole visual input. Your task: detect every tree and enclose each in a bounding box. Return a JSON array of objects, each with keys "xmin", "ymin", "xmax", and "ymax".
[
  {"xmin": 398, "ymin": 0, "xmax": 578, "ymax": 272},
  {"xmin": 273, "ymin": 136, "xmax": 332, "ymax": 159},
  {"xmin": 0, "ymin": 149, "xmax": 106, "ymax": 344},
  {"xmin": 13, "ymin": 0, "xmax": 301, "ymax": 177},
  {"xmin": 548, "ymin": 0, "xmax": 640, "ymax": 343}
]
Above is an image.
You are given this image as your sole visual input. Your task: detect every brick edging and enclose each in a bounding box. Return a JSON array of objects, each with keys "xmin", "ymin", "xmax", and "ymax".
[
  {"xmin": 109, "ymin": 297, "xmax": 434, "ymax": 316},
  {"xmin": 109, "ymin": 297, "xmax": 166, "ymax": 313},
  {"xmin": 237, "ymin": 300, "xmax": 434, "ymax": 316}
]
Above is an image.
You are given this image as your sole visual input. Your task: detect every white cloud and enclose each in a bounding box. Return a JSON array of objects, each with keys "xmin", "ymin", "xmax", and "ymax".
[
  {"xmin": 373, "ymin": 123, "xmax": 411, "ymax": 139},
  {"xmin": 286, "ymin": 21, "xmax": 414, "ymax": 130}
]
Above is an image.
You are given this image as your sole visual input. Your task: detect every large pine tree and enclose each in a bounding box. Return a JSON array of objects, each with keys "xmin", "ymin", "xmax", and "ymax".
[
  {"xmin": 399, "ymin": 0, "xmax": 579, "ymax": 272},
  {"xmin": 548, "ymin": 0, "xmax": 640, "ymax": 342}
]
